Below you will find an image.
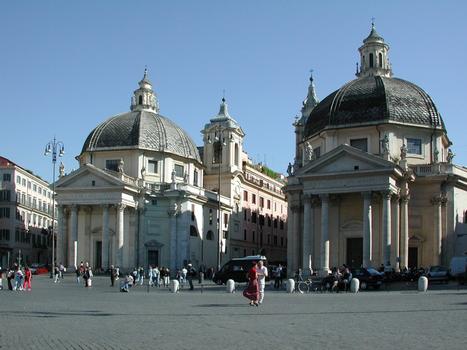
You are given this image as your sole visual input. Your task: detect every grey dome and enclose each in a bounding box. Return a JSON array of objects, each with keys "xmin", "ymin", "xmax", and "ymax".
[
  {"xmin": 82, "ymin": 110, "xmax": 201, "ymax": 163},
  {"xmin": 304, "ymin": 76, "xmax": 445, "ymax": 138}
]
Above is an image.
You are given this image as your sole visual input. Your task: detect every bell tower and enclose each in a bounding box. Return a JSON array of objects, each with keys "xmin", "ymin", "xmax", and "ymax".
[
  {"xmin": 202, "ymin": 98, "xmax": 245, "ymax": 187},
  {"xmin": 356, "ymin": 21, "xmax": 392, "ymax": 78}
]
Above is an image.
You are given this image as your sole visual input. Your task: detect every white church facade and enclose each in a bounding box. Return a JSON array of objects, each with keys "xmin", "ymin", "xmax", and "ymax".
[{"xmin": 286, "ymin": 24, "xmax": 467, "ymax": 276}]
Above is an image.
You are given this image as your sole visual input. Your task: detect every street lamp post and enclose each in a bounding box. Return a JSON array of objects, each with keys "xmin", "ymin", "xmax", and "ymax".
[{"xmin": 44, "ymin": 137, "xmax": 65, "ymax": 279}]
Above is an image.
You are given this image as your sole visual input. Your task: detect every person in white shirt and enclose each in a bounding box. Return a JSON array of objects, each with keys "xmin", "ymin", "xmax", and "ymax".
[{"xmin": 256, "ymin": 260, "xmax": 268, "ymax": 304}]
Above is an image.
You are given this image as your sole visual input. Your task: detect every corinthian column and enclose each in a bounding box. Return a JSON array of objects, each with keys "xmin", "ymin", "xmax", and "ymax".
[
  {"xmin": 320, "ymin": 194, "xmax": 329, "ymax": 276},
  {"xmin": 101, "ymin": 205, "xmax": 109, "ymax": 270},
  {"xmin": 382, "ymin": 190, "xmax": 392, "ymax": 266},
  {"xmin": 302, "ymin": 195, "xmax": 312, "ymax": 272},
  {"xmin": 57, "ymin": 205, "xmax": 64, "ymax": 265},
  {"xmin": 70, "ymin": 205, "xmax": 78, "ymax": 269},
  {"xmin": 362, "ymin": 192, "xmax": 372, "ymax": 268},
  {"xmin": 431, "ymin": 195, "xmax": 446, "ymax": 266},
  {"xmin": 116, "ymin": 204, "xmax": 125, "ymax": 268},
  {"xmin": 400, "ymin": 194, "xmax": 409, "ymax": 269}
]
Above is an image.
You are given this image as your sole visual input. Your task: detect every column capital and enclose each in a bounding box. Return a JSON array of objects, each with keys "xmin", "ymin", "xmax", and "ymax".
[
  {"xmin": 431, "ymin": 194, "xmax": 447, "ymax": 206},
  {"xmin": 391, "ymin": 193, "xmax": 400, "ymax": 203},
  {"xmin": 311, "ymin": 196, "xmax": 321, "ymax": 208},
  {"xmin": 381, "ymin": 190, "xmax": 393, "ymax": 200},
  {"xmin": 303, "ymin": 193, "xmax": 313, "ymax": 203},
  {"xmin": 319, "ymin": 193, "xmax": 329, "ymax": 202},
  {"xmin": 116, "ymin": 203, "xmax": 126, "ymax": 211},
  {"xmin": 400, "ymin": 194, "xmax": 410, "ymax": 203},
  {"xmin": 70, "ymin": 204, "xmax": 78, "ymax": 212},
  {"xmin": 362, "ymin": 191, "xmax": 372, "ymax": 200}
]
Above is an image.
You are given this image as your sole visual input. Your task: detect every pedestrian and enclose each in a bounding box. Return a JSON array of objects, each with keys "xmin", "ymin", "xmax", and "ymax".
[
  {"xmin": 54, "ymin": 264, "xmax": 60, "ymax": 283},
  {"xmin": 153, "ymin": 266, "xmax": 160, "ymax": 287},
  {"xmin": 148, "ymin": 265, "xmax": 154, "ymax": 286},
  {"xmin": 87, "ymin": 267, "xmax": 93, "ymax": 287},
  {"xmin": 138, "ymin": 266, "xmax": 144, "ymax": 285},
  {"xmin": 0, "ymin": 271, "xmax": 3, "ymax": 290},
  {"xmin": 23, "ymin": 266, "xmax": 32, "ymax": 291},
  {"xmin": 75, "ymin": 266, "xmax": 81, "ymax": 284},
  {"xmin": 243, "ymin": 261, "xmax": 259, "ymax": 306},
  {"xmin": 14, "ymin": 265, "xmax": 24, "ymax": 291},
  {"xmin": 274, "ymin": 264, "xmax": 283, "ymax": 289},
  {"xmin": 83, "ymin": 267, "xmax": 89, "ymax": 287},
  {"xmin": 110, "ymin": 265, "xmax": 117, "ymax": 287},
  {"xmin": 7, "ymin": 267, "xmax": 14, "ymax": 290},
  {"xmin": 187, "ymin": 263, "xmax": 196, "ymax": 290},
  {"xmin": 181, "ymin": 267, "xmax": 188, "ymax": 288},
  {"xmin": 256, "ymin": 260, "xmax": 268, "ymax": 304},
  {"xmin": 59, "ymin": 263, "xmax": 65, "ymax": 279}
]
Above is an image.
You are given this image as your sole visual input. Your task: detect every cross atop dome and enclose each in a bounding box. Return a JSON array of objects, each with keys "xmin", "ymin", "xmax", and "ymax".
[{"xmin": 131, "ymin": 68, "xmax": 160, "ymax": 113}]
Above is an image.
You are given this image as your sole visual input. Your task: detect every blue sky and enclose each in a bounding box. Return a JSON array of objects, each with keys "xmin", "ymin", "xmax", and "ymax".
[{"xmin": 1, "ymin": 1, "xmax": 466, "ymax": 182}]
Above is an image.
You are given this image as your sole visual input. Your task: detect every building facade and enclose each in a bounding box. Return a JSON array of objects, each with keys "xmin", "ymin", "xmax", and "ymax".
[
  {"xmin": 0, "ymin": 156, "xmax": 56, "ymax": 267},
  {"xmin": 201, "ymin": 100, "xmax": 288, "ymax": 264},
  {"xmin": 286, "ymin": 24, "xmax": 467, "ymax": 276},
  {"xmin": 55, "ymin": 71, "xmax": 231, "ymax": 273}
]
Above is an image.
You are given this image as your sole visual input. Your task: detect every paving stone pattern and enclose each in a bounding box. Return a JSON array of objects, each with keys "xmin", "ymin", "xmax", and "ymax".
[{"xmin": 0, "ymin": 275, "xmax": 466, "ymax": 350}]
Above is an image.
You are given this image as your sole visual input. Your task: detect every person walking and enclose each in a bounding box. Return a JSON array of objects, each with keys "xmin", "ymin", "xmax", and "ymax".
[
  {"xmin": 256, "ymin": 260, "xmax": 268, "ymax": 304},
  {"xmin": 243, "ymin": 261, "xmax": 259, "ymax": 306},
  {"xmin": 59, "ymin": 263, "xmax": 65, "ymax": 279},
  {"xmin": 274, "ymin": 264, "xmax": 283, "ymax": 289},
  {"xmin": 186, "ymin": 263, "xmax": 196, "ymax": 290},
  {"xmin": 23, "ymin": 266, "xmax": 32, "ymax": 291},
  {"xmin": 53, "ymin": 264, "xmax": 60, "ymax": 283},
  {"xmin": 110, "ymin": 265, "xmax": 117, "ymax": 287},
  {"xmin": 7, "ymin": 267, "xmax": 14, "ymax": 290},
  {"xmin": 153, "ymin": 266, "xmax": 160, "ymax": 287},
  {"xmin": 138, "ymin": 266, "xmax": 144, "ymax": 285},
  {"xmin": 75, "ymin": 266, "xmax": 81, "ymax": 284}
]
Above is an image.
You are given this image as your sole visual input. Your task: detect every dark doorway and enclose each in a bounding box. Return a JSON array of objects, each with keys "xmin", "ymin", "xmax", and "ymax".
[
  {"xmin": 408, "ymin": 247, "xmax": 418, "ymax": 268},
  {"xmin": 95, "ymin": 241, "xmax": 102, "ymax": 270},
  {"xmin": 346, "ymin": 238, "xmax": 363, "ymax": 268},
  {"xmin": 148, "ymin": 250, "xmax": 159, "ymax": 267}
]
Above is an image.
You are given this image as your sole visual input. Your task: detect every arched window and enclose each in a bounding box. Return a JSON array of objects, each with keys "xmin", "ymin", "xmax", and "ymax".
[
  {"xmin": 138, "ymin": 95, "xmax": 143, "ymax": 104},
  {"xmin": 213, "ymin": 141, "xmax": 222, "ymax": 164},
  {"xmin": 379, "ymin": 53, "xmax": 383, "ymax": 68},
  {"xmin": 369, "ymin": 53, "xmax": 374, "ymax": 68},
  {"xmin": 234, "ymin": 143, "xmax": 239, "ymax": 166},
  {"xmin": 190, "ymin": 225, "xmax": 199, "ymax": 237},
  {"xmin": 206, "ymin": 230, "xmax": 214, "ymax": 240}
]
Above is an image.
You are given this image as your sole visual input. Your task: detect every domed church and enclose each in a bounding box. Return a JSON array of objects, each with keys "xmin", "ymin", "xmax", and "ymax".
[
  {"xmin": 55, "ymin": 70, "xmax": 232, "ymax": 272},
  {"xmin": 286, "ymin": 24, "xmax": 467, "ymax": 276}
]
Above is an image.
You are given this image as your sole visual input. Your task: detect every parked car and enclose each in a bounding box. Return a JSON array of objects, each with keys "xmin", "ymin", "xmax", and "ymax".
[
  {"xmin": 351, "ymin": 267, "xmax": 384, "ymax": 290},
  {"xmin": 425, "ymin": 265, "xmax": 449, "ymax": 283},
  {"xmin": 29, "ymin": 263, "xmax": 49, "ymax": 275},
  {"xmin": 213, "ymin": 255, "xmax": 267, "ymax": 285}
]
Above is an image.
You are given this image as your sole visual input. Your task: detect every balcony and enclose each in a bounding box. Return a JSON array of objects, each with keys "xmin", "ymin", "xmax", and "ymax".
[{"xmin": 410, "ymin": 163, "xmax": 467, "ymax": 178}]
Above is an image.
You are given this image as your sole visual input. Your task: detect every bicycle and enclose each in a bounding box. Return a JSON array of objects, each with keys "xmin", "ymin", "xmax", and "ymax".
[{"xmin": 297, "ymin": 278, "xmax": 314, "ymax": 293}]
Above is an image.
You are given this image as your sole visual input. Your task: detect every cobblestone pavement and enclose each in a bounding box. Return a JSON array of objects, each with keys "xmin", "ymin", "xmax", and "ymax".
[{"xmin": 0, "ymin": 275, "xmax": 466, "ymax": 350}]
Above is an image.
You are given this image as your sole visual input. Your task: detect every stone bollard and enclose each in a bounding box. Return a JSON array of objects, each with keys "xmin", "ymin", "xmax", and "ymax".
[
  {"xmin": 226, "ymin": 279, "xmax": 235, "ymax": 293},
  {"xmin": 350, "ymin": 278, "xmax": 359, "ymax": 293},
  {"xmin": 286, "ymin": 279, "xmax": 295, "ymax": 293},
  {"xmin": 170, "ymin": 279, "xmax": 179, "ymax": 293},
  {"xmin": 418, "ymin": 276, "xmax": 428, "ymax": 292}
]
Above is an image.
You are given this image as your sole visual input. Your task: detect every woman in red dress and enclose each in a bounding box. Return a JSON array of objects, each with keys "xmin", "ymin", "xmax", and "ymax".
[
  {"xmin": 23, "ymin": 266, "xmax": 32, "ymax": 291},
  {"xmin": 243, "ymin": 262, "xmax": 259, "ymax": 306}
]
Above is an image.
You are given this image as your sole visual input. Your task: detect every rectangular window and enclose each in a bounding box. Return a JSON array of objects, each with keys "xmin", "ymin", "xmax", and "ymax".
[
  {"xmin": 274, "ymin": 235, "xmax": 278, "ymax": 246},
  {"xmin": 280, "ymin": 237, "xmax": 284, "ymax": 247},
  {"xmin": 280, "ymin": 219, "xmax": 284, "ymax": 230},
  {"xmin": 105, "ymin": 159, "xmax": 120, "ymax": 172},
  {"xmin": 224, "ymin": 213, "xmax": 228, "ymax": 228},
  {"xmin": 243, "ymin": 229, "xmax": 247, "ymax": 241},
  {"xmin": 259, "ymin": 197, "xmax": 264, "ymax": 208},
  {"xmin": 314, "ymin": 146, "xmax": 321, "ymax": 158},
  {"xmin": 33, "ymin": 198, "xmax": 37, "ymax": 209},
  {"xmin": 16, "ymin": 175, "xmax": 21, "ymax": 184},
  {"xmin": 0, "ymin": 229, "xmax": 10, "ymax": 241},
  {"xmin": 267, "ymin": 199, "xmax": 271, "ymax": 210},
  {"xmin": 252, "ymin": 194, "xmax": 256, "ymax": 204},
  {"xmin": 209, "ymin": 209, "xmax": 213, "ymax": 225},
  {"xmin": 22, "ymin": 178, "xmax": 26, "ymax": 186},
  {"xmin": 243, "ymin": 191, "xmax": 248, "ymax": 201},
  {"xmin": 193, "ymin": 170, "xmax": 199, "ymax": 187},
  {"xmin": 38, "ymin": 187, "xmax": 42, "ymax": 195},
  {"xmin": 191, "ymin": 204, "xmax": 195, "ymax": 221},
  {"xmin": 407, "ymin": 138, "xmax": 422, "ymax": 155},
  {"xmin": 252, "ymin": 231, "xmax": 255, "ymax": 242},
  {"xmin": 350, "ymin": 138, "xmax": 368, "ymax": 152},
  {"xmin": 27, "ymin": 181, "xmax": 31, "ymax": 189},
  {"xmin": 0, "ymin": 207, "xmax": 10, "ymax": 218},
  {"xmin": 174, "ymin": 164, "xmax": 184, "ymax": 177},
  {"xmin": 251, "ymin": 212, "xmax": 257, "ymax": 223},
  {"xmin": 0, "ymin": 190, "xmax": 11, "ymax": 201},
  {"xmin": 148, "ymin": 160, "xmax": 158, "ymax": 174},
  {"xmin": 3, "ymin": 173, "xmax": 11, "ymax": 182},
  {"xmin": 33, "ymin": 184, "xmax": 37, "ymax": 192}
]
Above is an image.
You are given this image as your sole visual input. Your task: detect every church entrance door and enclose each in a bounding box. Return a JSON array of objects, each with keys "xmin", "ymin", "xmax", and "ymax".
[
  {"xmin": 346, "ymin": 238, "xmax": 363, "ymax": 268},
  {"xmin": 408, "ymin": 247, "xmax": 418, "ymax": 268},
  {"xmin": 148, "ymin": 250, "xmax": 159, "ymax": 267},
  {"xmin": 95, "ymin": 241, "xmax": 102, "ymax": 270}
]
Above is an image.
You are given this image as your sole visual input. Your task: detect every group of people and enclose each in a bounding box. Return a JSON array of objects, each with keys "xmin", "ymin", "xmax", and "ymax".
[
  {"xmin": 243, "ymin": 260, "xmax": 268, "ymax": 306},
  {"xmin": 75, "ymin": 261, "xmax": 93, "ymax": 287},
  {"xmin": 0, "ymin": 264, "xmax": 32, "ymax": 291}
]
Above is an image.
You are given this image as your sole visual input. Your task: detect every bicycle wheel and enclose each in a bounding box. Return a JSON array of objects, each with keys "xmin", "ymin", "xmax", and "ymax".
[{"xmin": 297, "ymin": 281, "xmax": 309, "ymax": 293}]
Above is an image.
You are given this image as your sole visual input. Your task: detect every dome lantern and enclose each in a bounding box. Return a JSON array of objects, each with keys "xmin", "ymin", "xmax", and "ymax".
[
  {"xmin": 130, "ymin": 68, "xmax": 160, "ymax": 113},
  {"xmin": 356, "ymin": 21, "xmax": 392, "ymax": 78}
]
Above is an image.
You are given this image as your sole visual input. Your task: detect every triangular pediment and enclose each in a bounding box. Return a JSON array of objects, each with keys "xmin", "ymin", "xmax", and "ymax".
[
  {"xmin": 297, "ymin": 144, "xmax": 398, "ymax": 176},
  {"xmin": 56, "ymin": 164, "xmax": 132, "ymax": 190}
]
